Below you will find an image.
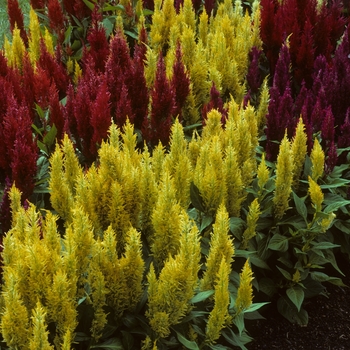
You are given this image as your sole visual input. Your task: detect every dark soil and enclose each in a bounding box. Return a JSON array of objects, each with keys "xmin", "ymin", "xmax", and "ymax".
[{"xmin": 246, "ymin": 258, "xmax": 350, "ymax": 350}]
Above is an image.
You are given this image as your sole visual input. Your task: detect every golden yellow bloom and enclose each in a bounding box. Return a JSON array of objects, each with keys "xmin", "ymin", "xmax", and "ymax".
[
  {"xmin": 256, "ymin": 77, "xmax": 270, "ymax": 132},
  {"xmin": 198, "ymin": 9, "xmax": 209, "ymax": 46},
  {"xmin": 151, "ymin": 171, "xmax": 182, "ymax": 266},
  {"xmin": 29, "ymin": 302, "xmax": 53, "ymax": 350},
  {"xmin": 44, "ymin": 28, "xmax": 54, "ymax": 56},
  {"xmin": 242, "ymin": 198, "xmax": 261, "ymax": 249},
  {"xmin": 308, "ymin": 176, "xmax": 324, "ymax": 212},
  {"xmin": 1, "ymin": 270, "xmax": 30, "ymax": 348},
  {"xmin": 310, "ymin": 138, "xmax": 325, "ymax": 182},
  {"xmin": 5, "ymin": 25, "xmax": 25, "ymax": 69},
  {"xmin": 147, "ymin": 214, "xmax": 201, "ymax": 338},
  {"xmin": 73, "ymin": 60, "xmax": 82, "ymax": 84},
  {"xmin": 224, "ymin": 145, "xmax": 244, "ymax": 217},
  {"xmin": 201, "ymin": 203, "xmax": 235, "ymax": 291},
  {"xmin": 257, "ymin": 153, "xmax": 270, "ymax": 192},
  {"xmin": 292, "ymin": 269, "xmax": 301, "ymax": 283},
  {"xmin": 90, "ymin": 270, "xmax": 108, "ymax": 342},
  {"xmin": 273, "ymin": 134, "xmax": 294, "ymax": 219},
  {"xmin": 320, "ymin": 212, "xmax": 336, "ymax": 232},
  {"xmin": 144, "ymin": 46, "xmax": 158, "ymax": 88},
  {"xmin": 235, "ymin": 259, "xmax": 254, "ymax": 314},
  {"xmin": 205, "ymin": 258, "xmax": 231, "ymax": 344},
  {"xmin": 28, "ymin": 7, "xmax": 41, "ymax": 66},
  {"xmin": 291, "ymin": 118, "xmax": 308, "ymax": 187}
]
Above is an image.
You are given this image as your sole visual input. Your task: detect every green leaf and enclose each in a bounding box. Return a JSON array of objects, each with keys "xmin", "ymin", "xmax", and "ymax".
[
  {"xmin": 191, "ymin": 290, "xmax": 214, "ymax": 304},
  {"xmin": 310, "ymin": 242, "xmax": 340, "ymax": 250},
  {"xmin": 200, "ymin": 215, "xmax": 213, "ymax": 233},
  {"xmin": 142, "ymin": 8, "xmax": 154, "ymax": 16},
  {"xmin": 32, "ymin": 123, "xmax": 43, "ymax": 137},
  {"xmin": 102, "ymin": 18, "xmax": 115, "ymax": 37},
  {"xmin": 43, "ymin": 124, "xmax": 57, "ymax": 149},
  {"xmin": 286, "ymin": 286, "xmax": 304, "ymax": 312},
  {"xmin": 37, "ymin": 140, "xmax": 48, "ymax": 156},
  {"xmin": 90, "ymin": 337, "xmax": 123, "ymax": 349},
  {"xmin": 125, "ymin": 30, "xmax": 139, "ymax": 40},
  {"xmin": 277, "ymin": 296, "xmax": 308, "ymax": 325},
  {"xmin": 320, "ymin": 178, "xmax": 350, "ymax": 189},
  {"xmin": 82, "ymin": 0, "xmax": 95, "ymax": 10},
  {"xmin": 324, "ymin": 200, "xmax": 350, "ymax": 213},
  {"xmin": 232, "ymin": 313, "xmax": 245, "ymax": 336},
  {"xmin": 222, "ymin": 328, "xmax": 252, "ymax": 350},
  {"xmin": 190, "ymin": 182, "xmax": 206, "ymax": 212},
  {"xmin": 276, "ymin": 266, "xmax": 292, "ymax": 280},
  {"xmin": 293, "ymin": 192, "xmax": 307, "ymax": 221},
  {"xmin": 103, "ymin": 4, "xmax": 125, "ymax": 11},
  {"xmin": 258, "ymin": 277, "xmax": 277, "ymax": 297},
  {"xmin": 174, "ymin": 330, "xmax": 200, "ymax": 350},
  {"xmin": 244, "ymin": 302, "xmax": 270, "ymax": 313},
  {"xmin": 229, "ymin": 217, "xmax": 246, "ymax": 239},
  {"xmin": 268, "ymin": 234, "xmax": 289, "ymax": 252}
]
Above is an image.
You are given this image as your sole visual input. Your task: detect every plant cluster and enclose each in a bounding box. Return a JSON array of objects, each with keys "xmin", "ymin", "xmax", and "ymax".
[{"xmin": 0, "ymin": 0, "xmax": 350, "ymax": 349}]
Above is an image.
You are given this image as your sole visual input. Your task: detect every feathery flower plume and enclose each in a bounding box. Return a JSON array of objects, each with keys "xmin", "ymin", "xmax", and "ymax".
[
  {"xmin": 308, "ymin": 176, "xmax": 323, "ymax": 213},
  {"xmin": 291, "ymin": 117, "xmax": 307, "ymax": 187},
  {"xmin": 7, "ymin": 0, "xmax": 28, "ymax": 46},
  {"xmin": 205, "ymin": 258, "xmax": 231, "ymax": 344},
  {"xmin": 273, "ymin": 133, "xmax": 294, "ymax": 219},
  {"xmin": 310, "ymin": 138, "xmax": 325, "ymax": 182},
  {"xmin": 235, "ymin": 259, "xmax": 254, "ymax": 314},
  {"xmin": 242, "ymin": 199, "xmax": 261, "ymax": 249}
]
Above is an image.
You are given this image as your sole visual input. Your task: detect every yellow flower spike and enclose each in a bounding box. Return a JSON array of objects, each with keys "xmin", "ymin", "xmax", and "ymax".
[
  {"xmin": 320, "ymin": 212, "xmax": 336, "ymax": 233},
  {"xmin": 46, "ymin": 269, "xmax": 78, "ymax": 346},
  {"xmin": 198, "ymin": 10, "xmax": 209, "ymax": 46},
  {"xmin": 205, "ymin": 258, "xmax": 231, "ymax": 344},
  {"xmin": 61, "ymin": 330, "xmax": 73, "ymax": 350},
  {"xmin": 3, "ymin": 36, "xmax": 13, "ymax": 67},
  {"xmin": 144, "ymin": 46, "xmax": 158, "ymax": 88},
  {"xmin": 202, "ymin": 109, "xmax": 224, "ymax": 141},
  {"xmin": 151, "ymin": 170, "xmax": 182, "ymax": 266},
  {"xmin": 73, "ymin": 60, "xmax": 82, "ymax": 84},
  {"xmin": 256, "ymin": 77, "xmax": 270, "ymax": 132},
  {"xmin": 1, "ymin": 270, "xmax": 30, "ymax": 348},
  {"xmin": 66, "ymin": 57, "xmax": 74, "ymax": 75},
  {"xmin": 90, "ymin": 270, "xmax": 108, "ymax": 342},
  {"xmin": 28, "ymin": 7, "xmax": 41, "ymax": 66},
  {"xmin": 188, "ymin": 41, "xmax": 210, "ymax": 107},
  {"xmin": 224, "ymin": 145, "xmax": 245, "ymax": 217},
  {"xmin": 8, "ymin": 25, "xmax": 25, "ymax": 69},
  {"xmin": 147, "ymin": 214, "xmax": 201, "ymax": 338},
  {"xmin": 120, "ymin": 227, "xmax": 145, "ymax": 308},
  {"xmin": 180, "ymin": 25, "xmax": 197, "ymax": 69},
  {"xmin": 180, "ymin": 0, "xmax": 196, "ymax": 32},
  {"xmin": 49, "ymin": 143, "xmax": 74, "ymax": 222},
  {"xmin": 62, "ymin": 134, "xmax": 81, "ymax": 194},
  {"xmin": 44, "ymin": 28, "xmax": 54, "ymax": 56},
  {"xmin": 139, "ymin": 147, "xmax": 158, "ymax": 236},
  {"xmin": 151, "ymin": 142, "xmax": 166, "ymax": 183},
  {"xmin": 164, "ymin": 119, "xmax": 193, "ymax": 208},
  {"xmin": 149, "ymin": 0, "xmax": 176, "ymax": 50},
  {"xmin": 235, "ymin": 259, "xmax": 254, "ymax": 314},
  {"xmin": 251, "ymin": 0, "xmax": 263, "ymax": 49},
  {"xmin": 9, "ymin": 184, "xmax": 22, "ymax": 222},
  {"xmin": 292, "ymin": 118, "xmax": 308, "ymax": 187},
  {"xmin": 310, "ymin": 138, "xmax": 325, "ymax": 182},
  {"xmin": 292, "ymin": 270, "xmax": 301, "ymax": 284},
  {"xmin": 273, "ymin": 133, "xmax": 294, "ymax": 219},
  {"xmin": 29, "ymin": 302, "xmax": 53, "ymax": 350},
  {"xmin": 308, "ymin": 176, "xmax": 324, "ymax": 212},
  {"xmin": 201, "ymin": 203, "xmax": 235, "ymax": 291},
  {"xmin": 242, "ymin": 198, "xmax": 261, "ymax": 249},
  {"xmin": 257, "ymin": 153, "xmax": 270, "ymax": 193}
]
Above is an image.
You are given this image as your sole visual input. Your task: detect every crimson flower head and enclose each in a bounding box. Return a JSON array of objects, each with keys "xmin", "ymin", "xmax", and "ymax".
[
  {"xmin": 84, "ymin": 6, "xmax": 109, "ymax": 73},
  {"xmin": 247, "ymin": 47, "xmax": 263, "ymax": 93},
  {"xmin": 202, "ymin": 82, "xmax": 227, "ymax": 123},
  {"xmin": 7, "ymin": 0, "xmax": 28, "ymax": 46},
  {"xmin": 47, "ymin": 0, "xmax": 65, "ymax": 41},
  {"xmin": 171, "ymin": 43, "xmax": 190, "ymax": 121},
  {"xmin": 143, "ymin": 53, "xmax": 176, "ymax": 147},
  {"xmin": 326, "ymin": 141, "xmax": 337, "ymax": 174}
]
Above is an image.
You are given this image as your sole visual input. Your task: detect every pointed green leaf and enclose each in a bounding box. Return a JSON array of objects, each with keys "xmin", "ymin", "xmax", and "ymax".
[
  {"xmin": 191, "ymin": 290, "xmax": 214, "ymax": 304},
  {"xmin": 175, "ymin": 330, "xmax": 200, "ymax": 350},
  {"xmin": 190, "ymin": 182, "xmax": 206, "ymax": 212},
  {"xmin": 286, "ymin": 286, "xmax": 304, "ymax": 312},
  {"xmin": 268, "ymin": 234, "xmax": 289, "ymax": 252},
  {"xmin": 90, "ymin": 337, "xmax": 123, "ymax": 349},
  {"xmin": 293, "ymin": 192, "xmax": 307, "ymax": 221}
]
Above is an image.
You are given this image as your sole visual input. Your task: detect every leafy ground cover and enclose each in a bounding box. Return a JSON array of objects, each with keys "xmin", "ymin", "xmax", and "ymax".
[
  {"xmin": 247, "ymin": 255, "xmax": 350, "ymax": 349},
  {"xmin": 1, "ymin": 0, "xmax": 350, "ymax": 349}
]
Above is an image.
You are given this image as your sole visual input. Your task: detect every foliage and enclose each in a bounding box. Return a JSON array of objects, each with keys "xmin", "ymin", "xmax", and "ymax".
[{"xmin": 1, "ymin": 0, "xmax": 350, "ymax": 348}]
